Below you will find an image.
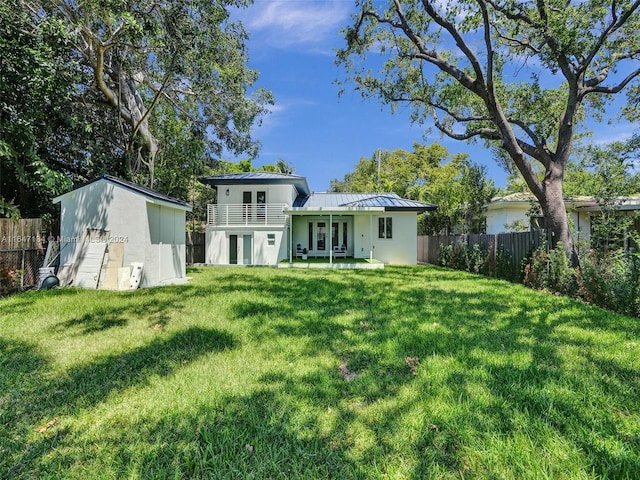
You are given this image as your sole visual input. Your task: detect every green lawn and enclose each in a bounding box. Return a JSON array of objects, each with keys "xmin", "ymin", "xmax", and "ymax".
[{"xmin": 1, "ymin": 266, "xmax": 639, "ymax": 479}]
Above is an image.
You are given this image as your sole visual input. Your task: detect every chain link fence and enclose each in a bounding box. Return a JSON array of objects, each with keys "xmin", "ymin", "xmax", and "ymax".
[{"xmin": 1, "ymin": 218, "xmax": 50, "ymax": 296}]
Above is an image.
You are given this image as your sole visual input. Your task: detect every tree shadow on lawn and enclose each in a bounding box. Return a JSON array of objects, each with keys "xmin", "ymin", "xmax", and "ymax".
[
  {"xmin": 19, "ymin": 386, "xmax": 370, "ymax": 479},
  {"xmin": 0, "ymin": 327, "xmax": 236, "ymax": 479},
  {"xmin": 44, "ymin": 282, "xmax": 228, "ymax": 336},
  {"xmin": 216, "ymin": 267, "xmax": 640, "ymax": 477}
]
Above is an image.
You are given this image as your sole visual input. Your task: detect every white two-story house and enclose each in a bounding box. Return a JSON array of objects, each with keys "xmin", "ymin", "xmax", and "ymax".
[{"xmin": 200, "ymin": 172, "xmax": 437, "ymax": 266}]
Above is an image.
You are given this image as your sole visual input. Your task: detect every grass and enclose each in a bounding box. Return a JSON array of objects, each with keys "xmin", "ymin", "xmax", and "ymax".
[{"xmin": 1, "ymin": 265, "xmax": 639, "ymax": 479}]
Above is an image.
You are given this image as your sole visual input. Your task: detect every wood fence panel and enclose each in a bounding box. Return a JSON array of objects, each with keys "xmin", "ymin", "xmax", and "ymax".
[
  {"xmin": 186, "ymin": 231, "xmax": 205, "ymax": 264},
  {"xmin": 418, "ymin": 230, "xmax": 545, "ymax": 268}
]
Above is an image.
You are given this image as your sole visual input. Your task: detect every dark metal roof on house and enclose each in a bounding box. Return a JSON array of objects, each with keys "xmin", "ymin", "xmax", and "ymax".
[
  {"xmin": 199, "ymin": 172, "xmax": 310, "ymax": 196},
  {"xmin": 296, "ymin": 192, "xmax": 437, "ymax": 212}
]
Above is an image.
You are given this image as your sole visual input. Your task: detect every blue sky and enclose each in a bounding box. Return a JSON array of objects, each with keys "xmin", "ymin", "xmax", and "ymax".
[{"xmin": 232, "ymin": 0, "xmax": 637, "ymax": 193}]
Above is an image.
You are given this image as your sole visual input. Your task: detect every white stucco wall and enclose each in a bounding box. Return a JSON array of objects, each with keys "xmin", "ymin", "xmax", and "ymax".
[
  {"xmin": 57, "ymin": 180, "xmax": 148, "ymax": 268},
  {"xmin": 372, "ymin": 212, "xmax": 418, "ymax": 265},
  {"xmin": 206, "ymin": 227, "xmax": 286, "ymax": 265},
  {"xmin": 56, "ymin": 179, "xmax": 188, "ymax": 288},
  {"xmin": 218, "ymin": 184, "xmax": 297, "ymax": 207}
]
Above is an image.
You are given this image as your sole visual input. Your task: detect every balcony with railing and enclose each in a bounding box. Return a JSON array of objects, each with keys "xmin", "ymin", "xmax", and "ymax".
[{"xmin": 207, "ymin": 203, "xmax": 289, "ymax": 227}]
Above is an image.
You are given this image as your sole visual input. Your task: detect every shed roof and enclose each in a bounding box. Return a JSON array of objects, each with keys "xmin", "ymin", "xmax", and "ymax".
[
  {"xmin": 53, "ymin": 174, "xmax": 192, "ymax": 211},
  {"xmin": 199, "ymin": 172, "xmax": 310, "ymax": 196}
]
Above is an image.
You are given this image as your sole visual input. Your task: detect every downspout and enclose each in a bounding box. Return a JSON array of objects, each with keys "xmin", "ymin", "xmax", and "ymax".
[
  {"xmin": 370, "ymin": 213, "xmax": 373, "ymax": 261},
  {"xmin": 288, "ymin": 210, "xmax": 292, "ymax": 263}
]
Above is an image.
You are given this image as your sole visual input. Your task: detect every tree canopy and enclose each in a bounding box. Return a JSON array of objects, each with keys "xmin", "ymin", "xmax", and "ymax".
[
  {"xmin": 330, "ymin": 143, "xmax": 496, "ymax": 234},
  {"xmin": 338, "ymin": 0, "xmax": 640, "ymax": 256},
  {"xmin": 1, "ymin": 0, "xmax": 271, "ymax": 218}
]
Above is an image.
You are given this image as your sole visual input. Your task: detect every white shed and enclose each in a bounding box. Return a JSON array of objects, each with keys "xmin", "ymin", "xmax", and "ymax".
[{"xmin": 52, "ymin": 175, "xmax": 192, "ymax": 289}]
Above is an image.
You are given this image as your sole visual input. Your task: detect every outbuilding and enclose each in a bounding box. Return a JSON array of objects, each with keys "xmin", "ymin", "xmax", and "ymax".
[{"xmin": 52, "ymin": 174, "xmax": 192, "ymax": 289}]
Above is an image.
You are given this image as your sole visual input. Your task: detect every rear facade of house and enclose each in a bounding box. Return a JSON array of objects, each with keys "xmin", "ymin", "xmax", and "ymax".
[{"xmin": 200, "ymin": 173, "xmax": 436, "ymax": 266}]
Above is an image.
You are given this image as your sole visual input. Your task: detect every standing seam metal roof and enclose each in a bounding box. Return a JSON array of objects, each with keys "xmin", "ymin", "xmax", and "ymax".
[{"xmin": 295, "ymin": 192, "xmax": 437, "ymax": 211}]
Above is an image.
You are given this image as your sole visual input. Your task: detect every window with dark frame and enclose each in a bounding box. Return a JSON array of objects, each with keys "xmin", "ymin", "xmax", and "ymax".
[
  {"xmin": 378, "ymin": 217, "xmax": 393, "ymax": 239},
  {"xmin": 308, "ymin": 222, "xmax": 313, "ymax": 251},
  {"xmin": 242, "ymin": 191, "xmax": 252, "ymax": 220},
  {"xmin": 317, "ymin": 222, "xmax": 326, "ymax": 251},
  {"xmin": 257, "ymin": 191, "xmax": 266, "ymax": 220}
]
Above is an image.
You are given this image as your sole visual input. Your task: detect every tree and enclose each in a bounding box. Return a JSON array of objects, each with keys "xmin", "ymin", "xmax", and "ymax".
[
  {"xmin": 338, "ymin": 0, "xmax": 640, "ymax": 259},
  {"xmin": 36, "ymin": 0, "xmax": 272, "ymax": 186},
  {"xmin": 565, "ymin": 141, "xmax": 640, "ymax": 251},
  {"xmin": 0, "ymin": 0, "xmax": 78, "ymax": 218},
  {"xmin": 330, "ymin": 143, "xmax": 496, "ymax": 234}
]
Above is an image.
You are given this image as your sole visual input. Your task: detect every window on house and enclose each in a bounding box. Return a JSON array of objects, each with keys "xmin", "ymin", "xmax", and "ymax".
[
  {"xmin": 317, "ymin": 222, "xmax": 326, "ymax": 250},
  {"xmin": 257, "ymin": 191, "xmax": 266, "ymax": 220},
  {"xmin": 332, "ymin": 222, "xmax": 339, "ymax": 248},
  {"xmin": 243, "ymin": 191, "xmax": 252, "ymax": 220},
  {"xmin": 267, "ymin": 233, "xmax": 275, "ymax": 246},
  {"xmin": 378, "ymin": 217, "xmax": 393, "ymax": 239},
  {"xmin": 308, "ymin": 222, "xmax": 313, "ymax": 251}
]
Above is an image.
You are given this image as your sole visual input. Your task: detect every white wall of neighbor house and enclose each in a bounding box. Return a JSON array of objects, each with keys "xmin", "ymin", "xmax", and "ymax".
[
  {"xmin": 485, "ymin": 203, "xmax": 530, "ymax": 234},
  {"xmin": 372, "ymin": 212, "xmax": 418, "ymax": 265},
  {"xmin": 486, "ymin": 202, "xmax": 593, "ymax": 245}
]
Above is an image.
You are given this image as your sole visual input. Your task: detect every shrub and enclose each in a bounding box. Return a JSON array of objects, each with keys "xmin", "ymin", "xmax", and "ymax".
[
  {"xmin": 578, "ymin": 251, "xmax": 640, "ymax": 317},
  {"xmin": 495, "ymin": 246, "xmax": 520, "ymax": 282},
  {"xmin": 523, "ymin": 242, "xmax": 578, "ymax": 296},
  {"xmin": 438, "ymin": 242, "xmax": 489, "ymax": 275}
]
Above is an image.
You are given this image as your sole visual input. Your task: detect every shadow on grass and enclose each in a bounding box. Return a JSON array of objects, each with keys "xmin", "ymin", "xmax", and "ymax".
[
  {"xmin": 210, "ymin": 266, "xmax": 640, "ymax": 478},
  {"xmin": 0, "ymin": 327, "xmax": 236, "ymax": 478},
  {"xmin": 2, "ymin": 265, "xmax": 639, "ymax": 478},
  {"xmin": 20, "ymin": 388, "xmax": 368, "ymax": 479}
]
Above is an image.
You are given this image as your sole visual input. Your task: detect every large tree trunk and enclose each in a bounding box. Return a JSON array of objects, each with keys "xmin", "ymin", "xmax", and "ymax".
[{"xmin": 535, "ymin": 166, "xmax": 576, "ymax": 263}]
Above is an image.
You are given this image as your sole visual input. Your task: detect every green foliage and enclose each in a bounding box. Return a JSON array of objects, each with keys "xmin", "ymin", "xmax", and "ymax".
[
  {"xmin": 579, "ymin": 252, "xmax": 640, "ymax": 318},
  {"xmin": 438, "ymin": 242, "xmax": 489, "ymax": 274},
  {"xmin": 1, "ymin": 0, "xmax": 271, "ymax": 217},
  {"xmin": 0, "ymin": 1, "xmax": 83, "ymax": 217},
  {"xmin": 331, "ymin": 143, "xmax": 496, "ymax": 234},
  {"xmin": 522, "ymin": 243, "xmax": 640, "ymax": 317},
  {"xmin": 495, "ymin": 246, "xmax": 521, "ymax": 283},
  {"xmin": 523, "ymin": 242, "xmax": 578, "ymax": 296},
  {"xmin": 339, "ymin": 0, "xmax": 640, "ymax": 255}
]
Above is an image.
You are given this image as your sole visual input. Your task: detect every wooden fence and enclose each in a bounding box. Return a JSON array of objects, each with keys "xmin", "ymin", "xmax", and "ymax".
[
  {"xmin": 186, "ymin": 231, "xmax": 205, "ymax": 264},
  {"xmin": 418, "ymin": 230, "xmax": 546, "ymax": 268},
  {"xmin": 0, "ymin": 218, "xmax": 49, "ymax": 293}
]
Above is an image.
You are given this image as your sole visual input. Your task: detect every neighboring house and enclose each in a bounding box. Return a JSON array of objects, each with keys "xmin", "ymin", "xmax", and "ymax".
[
  {"xmin": 53, "ymin": 174, "xmax": 192, "ymax": 289},
  {"xmin": 199, "ymin": 172, "xmax": 437, "ymax": 266},
  {"xmin": 486, "ymin": 193, "xmax": 640, "ymax": 247}
]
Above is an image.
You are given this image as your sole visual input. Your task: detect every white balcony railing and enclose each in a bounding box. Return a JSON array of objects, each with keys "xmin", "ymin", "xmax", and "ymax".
[{"xmin": 207, "ymin": 203, "xmax": 288, "ymax": 227}]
